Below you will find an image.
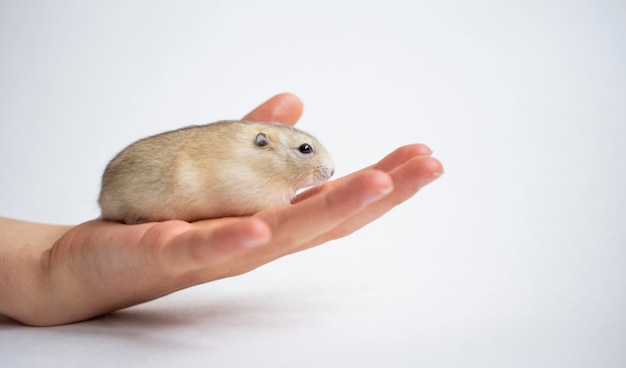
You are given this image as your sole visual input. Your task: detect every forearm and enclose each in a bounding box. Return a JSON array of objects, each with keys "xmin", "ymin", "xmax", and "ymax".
[{"xmin": 0, "ymin": 217, "xmax": 71, "ymax": 324}]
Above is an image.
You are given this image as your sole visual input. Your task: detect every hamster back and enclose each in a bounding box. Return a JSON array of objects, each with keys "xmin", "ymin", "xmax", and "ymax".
[{"xmin": 98, "ymin": 120, "xmax": 334, "ymax": 224}]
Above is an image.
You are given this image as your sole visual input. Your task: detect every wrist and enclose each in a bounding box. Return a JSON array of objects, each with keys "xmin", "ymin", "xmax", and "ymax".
[{"xmin": 0, "ymin": 217, "xmax": 71, "ymax": 325}]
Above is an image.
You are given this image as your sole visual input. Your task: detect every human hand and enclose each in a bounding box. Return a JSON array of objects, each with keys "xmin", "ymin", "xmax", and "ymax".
[{"xmin": 0, "ymin": 93, "xmax": 443, "ymax": 326}]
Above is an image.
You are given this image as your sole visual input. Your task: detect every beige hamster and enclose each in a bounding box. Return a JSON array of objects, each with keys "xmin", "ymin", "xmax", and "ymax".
[{"xmin": 98, "ymin": 120, "xmax": 334, "ymax": 224}]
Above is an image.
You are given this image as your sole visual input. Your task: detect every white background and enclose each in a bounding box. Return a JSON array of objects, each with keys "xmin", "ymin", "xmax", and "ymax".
[{"xmin": 1, "ymin": 0, "xmax": 625, "ymax": 367}]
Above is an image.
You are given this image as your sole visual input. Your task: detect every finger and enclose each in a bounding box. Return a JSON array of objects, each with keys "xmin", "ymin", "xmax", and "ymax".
[
  {"xmin": 305, "ymin": 155, "xmax": 443, "ymax": 246},
  {"xmin": 255, "ymin": 169, "xmax": 393, "ymax": 255},
  {"xmin": 224, "ymin": 170, "xmax": 395, "ymax": 276},
  {"xmin": 163, "ymin": 218, "xmax": 271, "ymax": 279},
  {"xmin": 372, "ymin": 144, "xmax": 433, "ymax": 172},
  {"xmin": 293, "ymin": 144, "xmax": 434, "ymax": 203},
  {"xmin": 242, "ymin": 92, "xmax": 304, "ymax": 126}
]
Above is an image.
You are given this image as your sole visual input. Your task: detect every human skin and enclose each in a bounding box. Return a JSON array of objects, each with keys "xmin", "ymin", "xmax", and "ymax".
[{"xmin": 0, "ymin": 93, "xmax": 443, "ymax": 326}]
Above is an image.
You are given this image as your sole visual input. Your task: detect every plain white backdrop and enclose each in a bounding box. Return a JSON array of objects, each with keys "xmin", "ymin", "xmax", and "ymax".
[{"xmin": 1, "ymin": 1, "xmax": 625, "ymax": 367}]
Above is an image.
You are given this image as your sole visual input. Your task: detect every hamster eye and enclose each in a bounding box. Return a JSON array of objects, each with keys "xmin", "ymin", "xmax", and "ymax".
[
  {"xmin": 255, "ymin": 133, "xmax": 269, "ymax": 147},
  {"xmin": 298, "ymin": 143, "xmax": 313, "ymax": 154}
]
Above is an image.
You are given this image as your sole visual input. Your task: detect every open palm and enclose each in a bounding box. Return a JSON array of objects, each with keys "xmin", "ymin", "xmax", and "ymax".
[{"xmin": 1, "ymin": 93, "xmax": 442, "ymax": 326}]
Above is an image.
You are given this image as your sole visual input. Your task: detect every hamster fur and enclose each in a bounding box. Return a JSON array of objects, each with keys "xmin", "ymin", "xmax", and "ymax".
[{"xmin": 98, "ymin": 120, "xmax": 334, "ymax": 224}]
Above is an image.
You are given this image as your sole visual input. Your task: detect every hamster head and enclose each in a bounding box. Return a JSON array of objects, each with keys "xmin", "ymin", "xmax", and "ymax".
[{"xmin": 249, "ymin": 122, "xmax": 334, "ymax": 190}]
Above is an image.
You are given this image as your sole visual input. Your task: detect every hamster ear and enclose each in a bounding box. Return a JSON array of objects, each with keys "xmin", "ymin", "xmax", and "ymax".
[{"xmin": 255, "ymin": 133, "xmax": 269, "ymax": 147}]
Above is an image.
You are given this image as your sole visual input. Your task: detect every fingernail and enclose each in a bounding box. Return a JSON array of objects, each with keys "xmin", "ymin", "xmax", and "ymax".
[{"xmin": 422, "ymin": 171, "xmax": 444, "ymax": 187}]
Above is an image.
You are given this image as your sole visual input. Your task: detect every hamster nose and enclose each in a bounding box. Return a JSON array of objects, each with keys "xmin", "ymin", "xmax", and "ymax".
[{"xmin": 322, "ymin": 167, "xmax": 334, "ymax": 180}]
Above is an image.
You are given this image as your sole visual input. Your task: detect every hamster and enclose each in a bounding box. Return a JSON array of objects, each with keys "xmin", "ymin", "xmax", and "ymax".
[{"xmin": 98, "ymin": 120, "xmax": 334, "ymax": 224}]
